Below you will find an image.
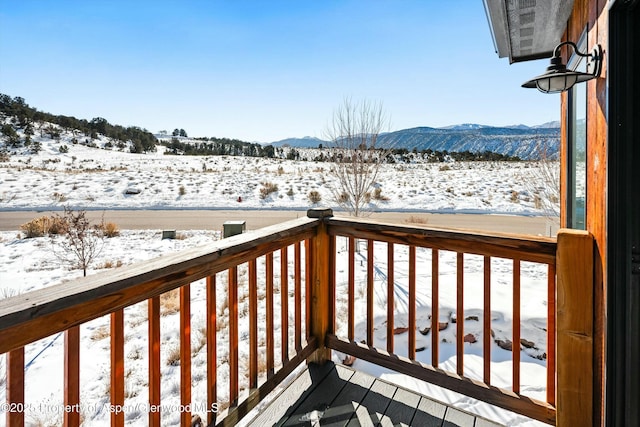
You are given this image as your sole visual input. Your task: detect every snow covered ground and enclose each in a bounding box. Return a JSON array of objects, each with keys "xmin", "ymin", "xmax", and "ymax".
[
  {"xmin": 0, "ymin": 124, "xmax": 558, "ymax": 215},
  {"xmin": 0, "ymin": 125, "xmax": 557, "ymax": 426}
]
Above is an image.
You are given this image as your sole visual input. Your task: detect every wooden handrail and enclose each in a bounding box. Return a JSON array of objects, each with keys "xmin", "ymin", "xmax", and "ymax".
[
  {"xmin": 326, "ymin": 217, "xmax": 557, "ymax": 264},
  {"xmin": 0, "ymin": 217, "xmax": 318, "ymax": 355}
]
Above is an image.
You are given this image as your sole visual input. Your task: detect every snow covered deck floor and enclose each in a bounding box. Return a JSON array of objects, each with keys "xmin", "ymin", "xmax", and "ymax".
[{"xmin": 243, "ymin": 362, "xmax": 503, "ymax": 427}]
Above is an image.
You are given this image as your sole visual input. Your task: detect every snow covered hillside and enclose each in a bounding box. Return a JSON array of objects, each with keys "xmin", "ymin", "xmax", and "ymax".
[{"xmin": 0, "ymin": 121, "xmax": 559, "ymax": 216}]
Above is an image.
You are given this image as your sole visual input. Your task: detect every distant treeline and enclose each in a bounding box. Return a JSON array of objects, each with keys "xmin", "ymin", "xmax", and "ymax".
[
  {"xmin": 162, "ymin": 141, "xmax": 520, "ymax": 163},
  {"xmin": 1, "ymin": 93, "xmax": 522, "ymax": 162},
  {"xmin": 387, "ymin": 147, "xmax": 521, "ymax": 162},
  {"xmin": 161, "ymin": 137, "xmax": 274, "ymax": 157},
  {"xmin": 0, "ymin": 93, "xmax": 157, "ymax": 153}
]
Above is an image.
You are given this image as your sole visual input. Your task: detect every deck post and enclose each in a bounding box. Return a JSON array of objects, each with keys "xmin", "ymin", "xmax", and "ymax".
[
  {"xmin": 307, "ymin": 208, "xmax": 333, "ymax": 364},
  {"xmin": 556, "ymin": 229, "xmax": 594, "ymax": 426}
]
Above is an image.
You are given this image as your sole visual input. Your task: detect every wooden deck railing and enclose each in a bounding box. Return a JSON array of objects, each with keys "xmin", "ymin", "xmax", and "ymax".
[
  {"xmin": 1, "ymin": 216, "xmax": 320, "ymax": 427},
  {"xmin": 1, "ymin": 208, "xmax": 595, "ymax": 426},
  {"xmin": 321, "ymin": 215, "xmax": 559, "ymax": 424}
]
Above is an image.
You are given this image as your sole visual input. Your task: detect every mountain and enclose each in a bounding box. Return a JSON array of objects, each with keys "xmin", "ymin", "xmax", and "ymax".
[
  {"xmin": 267, "ymin": 123, "xmax": 559, "ymax": 160},
  {"xmin": 378, "ymin": 125, "xmax": 558, "ymax": 160},
  {"xmin": 531, "ymin": 120, "xmax": 560, "ymax": 129},
  {"xmin": 438, "ymin": 123, "xmax": 492, "ymax": 130}
]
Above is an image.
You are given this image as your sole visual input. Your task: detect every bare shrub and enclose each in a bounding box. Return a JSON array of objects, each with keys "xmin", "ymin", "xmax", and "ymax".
[
  {"xmin": 20, "ymin": 216, "xmax": 49, "ymax": 238},
  {"xmin": 308, "ymin": 190, "xmax": 322, "ymax": 204},
  {"xmin": 47, "ymin": 216, "xmax": 68, "ymax": 235},
  {"xmin": 372, "ymin": 187, "xmax": 388, "ymax": 201},
  {"xmin": 259, "ymin": 182, "xmax": 278, "ymax": 199},
  {"xmin": 100, "ymin": 221, "xmax": 120, "ymax": 238}
]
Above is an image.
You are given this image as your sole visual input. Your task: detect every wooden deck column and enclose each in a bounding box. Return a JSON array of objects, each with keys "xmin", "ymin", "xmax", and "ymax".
[
  {"xmin": 556, "ymin": 229, "xmax": 595, "ymax": 426},
  {"xmin": 306, "ymin": 208, "xmax": 333, "ymax": 364}
]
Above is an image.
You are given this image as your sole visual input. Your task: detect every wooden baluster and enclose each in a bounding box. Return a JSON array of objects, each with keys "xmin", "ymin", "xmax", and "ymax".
[
  {"xmin": 348, "ymin": 236, "xmax": 355, "ymax": 341},
  {"xmin": 64, "ymin": 326, "xmax": 80, "ymax": 426},
  {"xmin": 148, "ymin": 296, "xmax": 161, "ymax": 427},
  {"xmin": 387, "ymin": 242, "xmax": 395, "ymax": 354},
  {"xmin": 305, "ymin": 239, "xmax": 312, "ymax": 341},
  {"xmin": 111, "ymin": 309, "xmax": 124, "ymax": 427},
  {"xmin": 329, "ymin": 235, "xmax": 336, "ymax": 337},
  {"xmin": 367, "ymin": 239, "xmax": 374, "ymax": 346},
  {"xmin": 180, "ymin": 285, "xmax": 192, "ymax": 426},
  {"xmin": 249, "ymin": 260, "xmax": 258, "ymax": 389},
  {"xmin": 456, "ymin": 253, "xmax": 464, "ymax": 376},
  {"xmin": 409, "ymin": 246, "xmax": 416, "ymax": 360},
  {"xmin": 513, "ymin": 259, "xmax": 521, "ymax": 394},
  {"xmin": 547, "ymin": 264, "xmax": 556, "ymax": 405},
  {"xmin": 206, "ymin": 275, "xmax": 217, "ymax": 426},
  {"xmin": 483, "ymin": 256, "xmax": 491, "ymax": 386},
  {"xmin": 432, "ymin": 249, "xmax": 439, "ymax": 368},
  {"xmin": 266, "ymin": 253, "xmax": 274, "ymax": 377},
  {"xmin": 6, "ymin": 348, "xmax": 25, "ymax": 427},
  {"xmin": 229, "ymin": 267, "xmax": 238, "ymax": 407},
  {"xmin": 294, "ymin": 241, "xmax": 302, "ymax": 352},
  {"xmin": 280, "ymin": 247, "xmax": 289, "ymax": 363}
]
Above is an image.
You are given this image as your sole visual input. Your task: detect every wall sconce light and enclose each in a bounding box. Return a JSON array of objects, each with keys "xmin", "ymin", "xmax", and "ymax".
[{"xmin": 522, "ymin": 41, "xmax": 602, "ymax": 94}]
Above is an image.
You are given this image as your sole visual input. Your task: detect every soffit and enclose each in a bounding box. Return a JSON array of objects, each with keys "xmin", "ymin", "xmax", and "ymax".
[{"xmin": 484, "ymin": 0, "xmax": 575, "ymax": 63}]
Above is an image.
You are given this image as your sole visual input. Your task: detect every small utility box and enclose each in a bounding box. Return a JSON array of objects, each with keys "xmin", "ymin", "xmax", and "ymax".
[
  {"xmin": 223, "ymin": 221, "xmax": 246, "ymax": 238},
  {"xmin": 162, "ymin": 230, "xmax": 176, "ymax": 239}
]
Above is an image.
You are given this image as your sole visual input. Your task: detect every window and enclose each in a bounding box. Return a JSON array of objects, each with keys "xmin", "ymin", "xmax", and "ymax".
[{"xmin": 566, "ymin": 32, "xmax": 588, "ymax": 229}]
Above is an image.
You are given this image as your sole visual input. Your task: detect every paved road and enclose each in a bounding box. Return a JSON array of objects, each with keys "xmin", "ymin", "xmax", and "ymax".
[{"xmin": 0, "ymin": 209, "xmax": 559, "ymax": 236}]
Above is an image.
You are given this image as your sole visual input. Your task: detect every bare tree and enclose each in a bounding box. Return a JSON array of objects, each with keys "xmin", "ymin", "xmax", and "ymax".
[
  {"xmin": 51, "ymin": 207, "xmax": 105, "ymax": 276},
  {"xmin": 325, "ymin": 98, "xmax": 391, "ymax": 217},
  {"xmin": 522, "ymin": 147, "xmax": 560, "ymax": 221}
]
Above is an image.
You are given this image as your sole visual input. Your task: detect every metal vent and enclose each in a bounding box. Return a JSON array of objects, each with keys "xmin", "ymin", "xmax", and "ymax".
[
  {"xmin": 520, "ymin": 12, "xmax": 535, "ymax": 24},
  {"xmin": 520, "ymin": 27, "xmax": 535, "ymax": 37},
  {"xmin": 520, "ymin": 39, "xmax": 533, "ymax": 47},
  {"xmin": 519, "ymin": 0, "xmax": 537, "ymax": 8}
]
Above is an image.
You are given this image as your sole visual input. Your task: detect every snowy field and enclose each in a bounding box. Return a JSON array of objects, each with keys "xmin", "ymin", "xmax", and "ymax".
[
  {"xmin": 0, "ymin": 126, "xmax": 557, "ymax": 426},
  {"xmin": 0, "ymin": 126, "xmax": 558, "ymax": 215}
]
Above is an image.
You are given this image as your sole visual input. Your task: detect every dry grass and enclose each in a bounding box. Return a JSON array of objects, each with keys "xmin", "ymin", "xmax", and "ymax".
[
  {"xmin": 166, "ymin": 345, "xmax": 181, "ymax": 366},
  {"xmin": 101, "ymin": 221, "xmax": 120, "ymax": 238},
  {"xmin": 160, "ymin": 289, "xmax": 181, "ymax": 316},
  {"xmin": 90, "ymin": 325, "xmax": 110, "ymax": 341},
  {"xmin": 98, "ymin": 259, "xmax": 123, "ymax": 269}
]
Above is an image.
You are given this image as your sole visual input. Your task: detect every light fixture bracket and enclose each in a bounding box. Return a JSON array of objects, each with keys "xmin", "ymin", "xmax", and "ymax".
[{"xmin": 522, "ymin": 41, "xmax": 602, "ymax": 94}]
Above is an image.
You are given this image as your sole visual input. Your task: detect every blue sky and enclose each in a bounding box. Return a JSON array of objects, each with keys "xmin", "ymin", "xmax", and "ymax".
[{"xmin": 0, "ymin": 1, "xmax": 559, "ymax": 142}]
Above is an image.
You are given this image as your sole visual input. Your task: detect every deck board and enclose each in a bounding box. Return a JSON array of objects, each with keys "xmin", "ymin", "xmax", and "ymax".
[{"xmin": 241, "ymin": 362, "xmax": 505, "ymax": 427}]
